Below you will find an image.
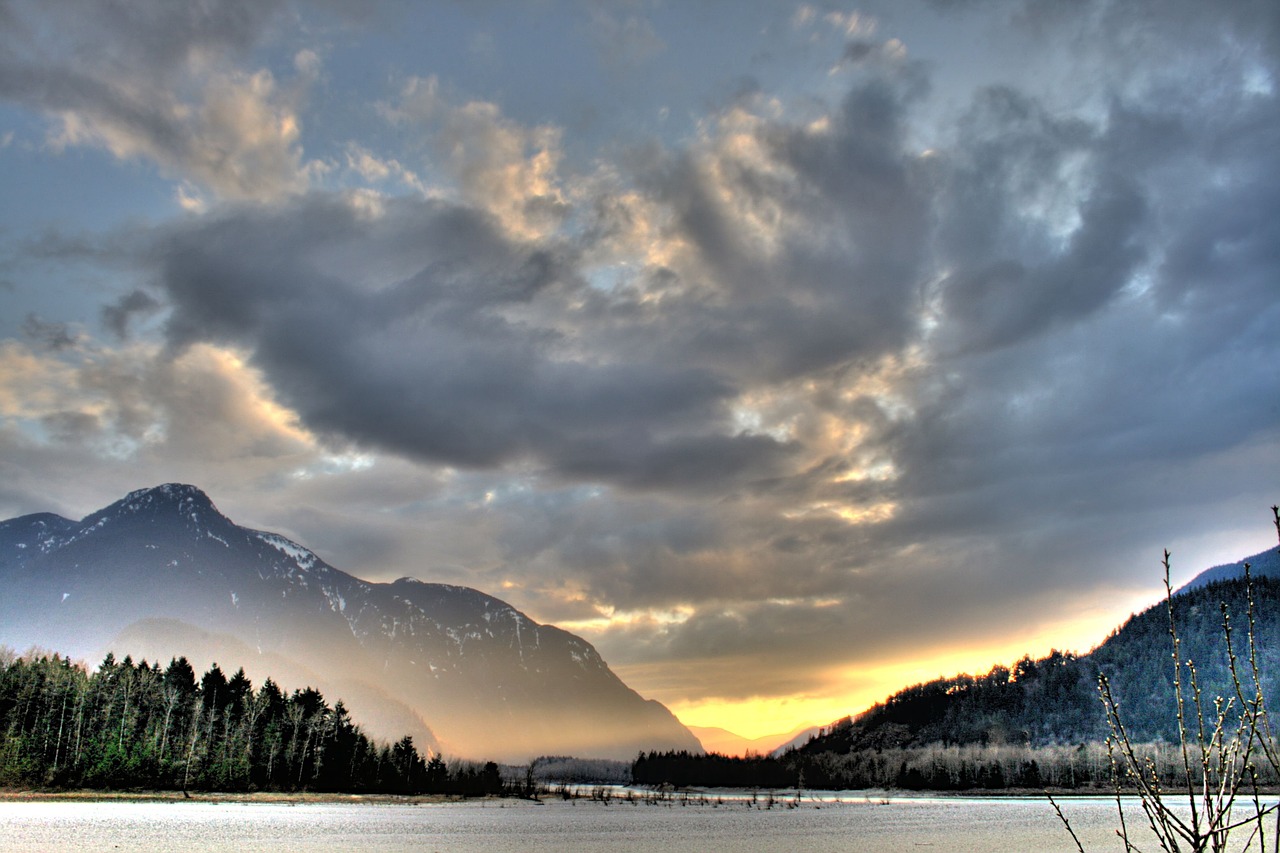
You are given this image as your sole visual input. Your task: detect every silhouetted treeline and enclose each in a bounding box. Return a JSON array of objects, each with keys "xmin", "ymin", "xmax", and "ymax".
[
  {"xmin": 530, "ymin": 755, "xmax": 631, "ymax": 784},
  {"xmin": 637, "ymin": 575, "xmax": 1280, "ymax": 791},
  {"xmin": 803, "ymin": 576, "xmax": 1280, "ymax": 757},
  {"xmin": 633, "ymin": 750, "xmax": 794, "ymax": 789},
  {"xmin": 804, "ymin": 649, "xmax": 1103, "ymax": 755},
  {"xmin": 0, "ymin": 649, "xmax": 505, "ymax": 795},
  {"xmin": 635, "ymin": 739, "xmax": 1280, "ymax": 792},
  {"xmin": 634, "ymin": 742, "xmax": 1115, "ymax": 790}
]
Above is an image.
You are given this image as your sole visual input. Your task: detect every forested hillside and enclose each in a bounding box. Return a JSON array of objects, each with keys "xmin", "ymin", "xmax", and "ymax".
[
  {"xmin": 636, "ymin": 552, "xmax": 1280, "ymax": 791},
  {"xmin": 0, "ymin": 650, "xmax": 505, "ymax": 795},
  {"xmin": 799, "ymin": 574, "xmax": 1280, "ymax": 756}
]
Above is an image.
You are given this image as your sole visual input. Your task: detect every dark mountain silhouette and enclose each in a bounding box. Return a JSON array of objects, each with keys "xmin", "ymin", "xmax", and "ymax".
[{"xmin": 0, "ymin": 484, "xmax": 701, "ymax": 762}]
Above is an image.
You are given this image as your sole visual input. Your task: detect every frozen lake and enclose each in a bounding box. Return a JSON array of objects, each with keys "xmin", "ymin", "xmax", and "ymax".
[{"xmin": 0, "ymin": 792, "xmax": 1254, "ymax": 852}]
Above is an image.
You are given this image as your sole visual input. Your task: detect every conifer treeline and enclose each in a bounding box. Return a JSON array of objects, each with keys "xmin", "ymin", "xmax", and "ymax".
[
  {"xmin": 812, "ymin": 577, "xmax": 1280, "ymax": 755},
  {"xmin": 632, "ymin": 742, "xmax": 1241, "ymax": 791},
  {"xmin": 0, "ymin": 649, "xmax": 504, "ymax": 795}
]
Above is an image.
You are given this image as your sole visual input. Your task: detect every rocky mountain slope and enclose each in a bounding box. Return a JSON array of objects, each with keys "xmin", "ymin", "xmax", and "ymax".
[{"xmin": 0, "ymin": 484, "xmax": 701, "ymax": 762}]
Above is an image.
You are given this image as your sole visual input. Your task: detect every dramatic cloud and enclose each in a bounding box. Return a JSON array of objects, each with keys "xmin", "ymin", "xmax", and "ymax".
[
  {"xmin": 383, "ymin": 75, "xmax": 570, "ymax": 239},
  {"xmin": 1, "ymin": 0, "xmax": 1277, "ymax": 736},
  {"xmin": 0, "ymin": 0, "xmax": 317, "ymax": 202},
  {"xmin": 146, "ymin": 193, "xmax": 798, "ymax": 492}
]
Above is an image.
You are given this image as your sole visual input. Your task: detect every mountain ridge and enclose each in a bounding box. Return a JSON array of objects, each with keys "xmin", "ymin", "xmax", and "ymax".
[
  {"xmin": 687, "ymin": 724, "xmax": 819, "ymax": 757},
  {"xmin": 1180, "ymin": 544, "xmax": 1280, "ymax": 591},
  {"xmin": 0, "ymin": 483, "xmax": 701, "ymax": 762},
  {"xmin": 793, "ymin": 550, "xmax": 1280, "ymax": 758}
]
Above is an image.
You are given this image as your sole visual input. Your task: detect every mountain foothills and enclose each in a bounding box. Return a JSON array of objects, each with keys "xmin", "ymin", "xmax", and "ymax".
[
  {"xmin": 810, "ymin": 543, "xmax": 1280, "ymax": 754},
  {"xmin": 0, "ymin": 484, "xmax": 700, "ymax": 763},
  {"xmin": 636, "ymin": 537, "xmax": 1280, "ymax": 791},
  {"xmin": 798, "ymin": 568, "xmax": 1280, "ymax": 757},
  {"xmin": 687, "ymin": 725, "xmax": 820, "ymax": 758}
]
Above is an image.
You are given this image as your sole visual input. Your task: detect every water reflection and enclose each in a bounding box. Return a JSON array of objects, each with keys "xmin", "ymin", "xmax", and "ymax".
[{"xmin": 0, "ymin": 794, "xmax": 1236, "ymax": 853}]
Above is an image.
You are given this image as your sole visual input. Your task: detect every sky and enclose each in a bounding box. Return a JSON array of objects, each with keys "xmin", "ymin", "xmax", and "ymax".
[{"xmin": 0, "ymin": 0, "xmax": 1277, "ymax": 740}]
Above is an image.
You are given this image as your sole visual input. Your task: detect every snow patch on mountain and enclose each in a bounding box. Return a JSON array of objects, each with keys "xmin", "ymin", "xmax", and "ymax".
[{"xmin": 255, "ymin": 531, "xmax": 319, "ymax": 571}]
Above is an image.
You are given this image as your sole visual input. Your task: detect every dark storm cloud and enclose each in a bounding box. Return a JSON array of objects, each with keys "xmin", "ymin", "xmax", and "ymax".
[
  {"xmin": 937, "ymin": 174, "xmax": 1147, "ymax": 353},
  {"xmin": 148, "ymin": 193, "xmax": 795, "ymax": 489},
  {"xmin": 42, "ymin": 0, "xmax": 281, "ymax": 69},
  {"xmin": 586, "ymin": 74, "xmax": 932, "ymax": 393},
  {"xmin": 126, "ymin": 54, "xmax": 961, "ymax": 496},
  {"xmin": 525, "ymin": 0, "xmax": 1278, "ymax": 699},
  {"xmin": 872, "ymin": 44, "xmax": 1280, "ymax": 599},
  {"xmin": 928, "ymin": 85, "xmax": 1143, "ymax": 354}
]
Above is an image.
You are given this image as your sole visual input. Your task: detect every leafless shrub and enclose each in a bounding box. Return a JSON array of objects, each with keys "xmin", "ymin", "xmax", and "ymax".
[{"xmin": 1053, "ymin": 506, "xmax": 1280, "ymax": 852}]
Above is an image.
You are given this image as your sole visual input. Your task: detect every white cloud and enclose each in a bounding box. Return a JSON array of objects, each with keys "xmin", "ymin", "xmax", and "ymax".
[
  {"xmin": 42, "ymin": 66, "xmax": 317, "ymax": 204},
  {"xmin": 384, "ymin": 76, "xmax": 569, "ymax": 239},
  {"xmin": 824, "ymin": 10, "xmax": 875, "ymax": 38},
  {"xmin": 174, "ymin": 182, "xmax": 207, "ymax": 213},
  {"xmin": 0, "ymin": 0, "xmax": 320, "ymax": 204},
  {"xmin": 294, "ymin": 49, "xmax": 322, "ymax": 79},
  {"xmin": 0, "ymin": 337, "xmax": 315, "ymax": 466},
  {"xmin": 344, "ymin": 144, "xmax": 426, "ymax": 195}
]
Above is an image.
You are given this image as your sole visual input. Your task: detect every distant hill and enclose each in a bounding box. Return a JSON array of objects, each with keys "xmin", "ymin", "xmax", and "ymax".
[
  {"xmin": 796, "ymin": 551, "xmax": 1280, "ymax": 757},
  {"xmin": 0, "ymin": 484, "xmax": 702, "ymax": 762},
  {"xmin": 769, "ymin": 724, "xmax": 824, "ymax": 756},
  {"xmin": 1180, "ymin": 545, "xmax": 1280, "ymax": 591},
  {"xmin": 688, "ymin": 724, "xmax": 819, "ymax": 757}
]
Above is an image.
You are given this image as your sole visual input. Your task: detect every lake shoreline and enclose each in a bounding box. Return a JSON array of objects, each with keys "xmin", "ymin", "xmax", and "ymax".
[
  {"xmin": 4, "ymin": 792, "xmax": 1277, "ymax": 853},
  {"xmin": 2, "ymin": 784, "xmax": 1223, "ymax": 804},
  {"xmin": 7, "ymin": 778, "xmax": 1269, "ymax": 799},
  {"xmin": 0, "ymin": 788, "xmax": 477, "ymax": 805}
]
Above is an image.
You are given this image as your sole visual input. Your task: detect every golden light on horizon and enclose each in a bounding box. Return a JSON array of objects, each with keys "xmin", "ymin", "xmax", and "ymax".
[
  {"xmin": 672, "ymin": 695, "xmax": 849, "ymax": 743},
  {"xmin": 665, "ymin": 585, "xmax": 1159, "ymax": 744}
]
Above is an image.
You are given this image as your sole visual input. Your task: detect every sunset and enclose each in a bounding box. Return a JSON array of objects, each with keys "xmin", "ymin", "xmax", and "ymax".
[{"xmin": 1, "ymin": 0, "xmax": 1278, "ymax": 805}]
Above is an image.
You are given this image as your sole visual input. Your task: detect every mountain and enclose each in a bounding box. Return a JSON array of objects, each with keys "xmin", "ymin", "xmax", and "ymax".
[
  {"xmin": 0, "ymin": 484, "xmax": 701, "ymax": 762},
  {"xmin": 794, "ymin": 545, "xmax": 1280, "ymax": 757},
  {"xmin": 768, "ymin": 724, "xmax": 824, "ymax": 756},
  {"xmin": 688, "ymin": 724, "xmax": 823, "ymax": 757},
  {"xmin": 1180, "ymin": 545, "xmax": 1280, "ymax": 591}
]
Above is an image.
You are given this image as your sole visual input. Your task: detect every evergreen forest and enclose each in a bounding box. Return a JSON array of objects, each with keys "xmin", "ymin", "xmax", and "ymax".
[{"xmin": 0, "ymin": 650, "xmax": 505, "ymax": 795}]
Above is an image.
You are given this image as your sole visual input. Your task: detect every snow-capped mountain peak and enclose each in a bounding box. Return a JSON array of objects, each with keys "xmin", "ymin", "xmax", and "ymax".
[{"xmin": 83, "ymin": 483, "xmax": 226, "ymax": 530}]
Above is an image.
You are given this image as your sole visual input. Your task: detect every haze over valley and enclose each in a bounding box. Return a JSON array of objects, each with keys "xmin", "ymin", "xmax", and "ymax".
[{"xmin": 0, "ymin": 484, "xmax": 700, "ymax": 762}]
